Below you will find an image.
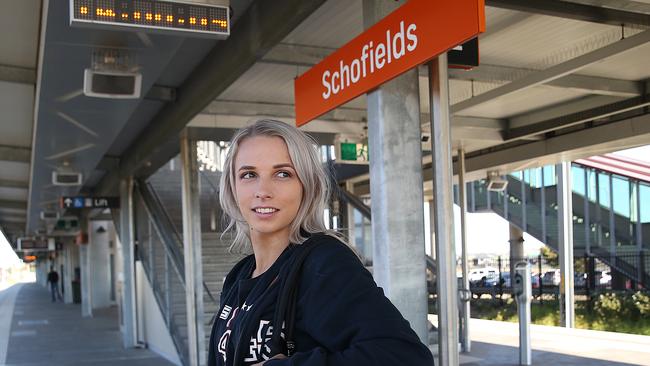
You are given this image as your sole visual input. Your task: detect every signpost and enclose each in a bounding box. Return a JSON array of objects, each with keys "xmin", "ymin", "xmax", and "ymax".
[
  {"xmin": 294, "ymin": 1, "xmax": 485, "ymax": 365},
  {"xmin": 294, "ymin": 0, "xmax": 485, "ymax": 126},
  {"xmin": 60, "ymin": 196, "xmax": 120, "ymax": 209}
]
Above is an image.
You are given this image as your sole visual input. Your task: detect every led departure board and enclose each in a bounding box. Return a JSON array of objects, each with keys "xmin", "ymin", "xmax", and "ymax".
[{"xmin": 70, "ymin": 0, "xmax": 230, "ymax": 38}]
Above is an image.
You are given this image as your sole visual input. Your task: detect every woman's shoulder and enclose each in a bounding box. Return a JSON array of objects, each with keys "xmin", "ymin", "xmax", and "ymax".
[{"xmin": 301, "ymin": 233, "xmax": 364, "ymax": 275}]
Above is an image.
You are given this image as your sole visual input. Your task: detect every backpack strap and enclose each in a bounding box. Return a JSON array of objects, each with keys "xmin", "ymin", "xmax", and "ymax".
[{"xmin": 270, "ymin": 234, "xmax": 327, "ymax": 356}]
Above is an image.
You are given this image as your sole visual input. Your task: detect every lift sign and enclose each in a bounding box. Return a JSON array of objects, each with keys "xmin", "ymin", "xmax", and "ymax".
[
  {"xmin": 294, "ymin": 0, "xmax": 485, "ymax": 126},
  {"xmin": 70, "ymin": 0, "xmax": 230, "ymax": 39}
]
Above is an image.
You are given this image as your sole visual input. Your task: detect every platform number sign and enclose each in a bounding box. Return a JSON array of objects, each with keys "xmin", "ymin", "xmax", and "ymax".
[{"xmin": 70, "ymin": 0, "xmax": 230, "ymax": 39}]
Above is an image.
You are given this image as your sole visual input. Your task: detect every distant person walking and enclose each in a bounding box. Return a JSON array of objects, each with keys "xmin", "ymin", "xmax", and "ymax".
[{"xmin": 47, "ymin": 267, "xmax": 62, "ymax": 302}]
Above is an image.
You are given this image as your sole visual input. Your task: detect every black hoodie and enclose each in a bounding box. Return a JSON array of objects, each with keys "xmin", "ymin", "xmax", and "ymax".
[{"xmin": 207, "ymin": 234, "xmax": 433, "ymax": 366}]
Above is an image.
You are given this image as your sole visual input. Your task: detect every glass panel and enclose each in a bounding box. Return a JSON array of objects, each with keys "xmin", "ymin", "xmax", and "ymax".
[
  {"xmin": 612, "ymin": 176, "xmax": 631, "ymax": 218},
  {"xmin": 572, "ymin": 165, "xmax": 586, "ymax": 196},
  {"xmin": 598, "ymin": 173, "xmax": 610, "ymax": 208},
  {"xmin": 526, "ymin": 181, "xmax": 544, "ymax": 240},
  {"xmin": 587, "ymin": 168, "xmax": 597, "ymax": 202},
  {"xmin": 641, "ymin": 183, "xmax": 650, "ymax": 223},
  {"xmin": 612, "ymin": 175, "xmax": 634, "ymax": 247},
  {"xmin": 543, "ymin": 165, "xmax": 556, "ymax": 186},
  {"xmin": 474, "ymin": 180, "xmax": 488, "ymax": 210}
]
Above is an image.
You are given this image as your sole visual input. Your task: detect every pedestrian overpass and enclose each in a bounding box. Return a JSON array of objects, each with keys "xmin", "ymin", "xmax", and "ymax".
[{"xmin": 1, "ymin": 0, "xmax": 650, "ymax": 365}]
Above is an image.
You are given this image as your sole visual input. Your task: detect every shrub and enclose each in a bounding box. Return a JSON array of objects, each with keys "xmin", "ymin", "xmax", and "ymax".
[{"xmin": 633, "ymin": 291, "xmax": 650, "ymax": 316}]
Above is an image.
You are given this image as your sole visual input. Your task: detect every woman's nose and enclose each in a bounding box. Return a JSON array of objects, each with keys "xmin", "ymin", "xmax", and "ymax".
[{"xmin": 254, "ymin": 179, "xmax": 272, "ymax": 199}]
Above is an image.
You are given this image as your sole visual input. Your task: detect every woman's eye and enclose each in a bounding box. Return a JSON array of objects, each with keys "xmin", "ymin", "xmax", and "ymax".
[
  {"xmin": 276, "ymin": 171, "xmax": 291, "ymax": 178},
  {"xmin": 240, "ymin": 172, "xmax": 255, "ymax": 179}
]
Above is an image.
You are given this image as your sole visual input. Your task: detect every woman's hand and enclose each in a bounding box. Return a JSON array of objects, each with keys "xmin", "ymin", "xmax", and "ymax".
[{"xmin": 252, "ymin": 354, "xmax": 287, "ymax": 366}]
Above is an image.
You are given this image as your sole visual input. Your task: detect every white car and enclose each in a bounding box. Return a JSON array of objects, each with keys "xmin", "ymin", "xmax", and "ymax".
[{"xmin": 468, "ymin": 267, "xmax": 498, "ymax": 283}]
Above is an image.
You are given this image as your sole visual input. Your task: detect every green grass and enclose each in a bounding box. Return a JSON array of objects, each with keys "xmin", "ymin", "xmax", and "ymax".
[{"xmin": 467, "ymin": 297, "xmax": 650, "ymax": 335}]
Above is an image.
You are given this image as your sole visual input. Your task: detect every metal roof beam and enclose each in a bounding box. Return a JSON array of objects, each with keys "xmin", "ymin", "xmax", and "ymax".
[
  {"xmin": 506, "ymin": 93, "xmax": 650, "ymax": 141},
  {"xmin": 0, "ymin": 64, "xmax": 36, "ymax": 85},
  {"xmin": 263, "ymin": 45, "xmax": 641, "ymax": 98},
  {"xmin": 485, "ymin": 0, "xmax": 650, "ymax": 27},
  {"xmin": 0, "ymin": 145, "xmax": 31, "ymax": 163},
  {"xmin": 0, "ymin": 200, "xmax": 27, "ymax": 210},
  {"xmin": 205, "ymin": 99, "xmax": 368, "ymax": 122},
  {"xmin": 448, "ymin": 64, "xmax": 643, "ymax": 98},
  {"xmin": 451, "ymin": 29, "xmax": 650, "ymax": 114},
  {"xmin": 0, "ymin": 215, "xmax": 26, "ymax": 224},
  {"xmin": 463, "ymin": 111, "xmax": 650, "ymax": 177},
  {"xmin": 0, "ymin": 179, "xmax": 28, "ymax": 189},
  {"xmin": 95, "ymin": 0, "xmax": 328, "ymax": 195}
]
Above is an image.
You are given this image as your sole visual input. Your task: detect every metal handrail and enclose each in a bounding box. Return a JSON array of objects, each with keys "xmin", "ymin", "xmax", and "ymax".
[{"xmin": 136, "ymin": 179, "xmax": 219, "ymax": 306}]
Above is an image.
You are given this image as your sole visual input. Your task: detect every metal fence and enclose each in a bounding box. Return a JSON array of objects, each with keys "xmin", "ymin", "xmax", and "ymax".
[{"xmin": 466, "ymin": 253, "xmax": 646, "ymax": 301}]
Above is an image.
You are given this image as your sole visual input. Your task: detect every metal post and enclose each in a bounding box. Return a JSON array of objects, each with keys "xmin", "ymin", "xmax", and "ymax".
[
  {"xmin": 636, "ymin": 181, "xmax": 643, "ymax": 286},
  {"xmin": 538, "ymin": 255, "xmax": 543, "ymax": 303},
  {"xmin": 119, "ymin": 178, "xmax": 137, "ymax": 347},
  {"xmin": 584, "ymin": 168, "xmax": 591, "ymax": 254},
  {"xmin": 609, "ymin": 174, "xmax": 616, "ymax": 260},
  {"xmin": 514, "ymin": 262, "xmax": 532, "ymax": 366},
  {"xmin": 541, "ymin": 169, "xmax": 547, "ymax": 242},
  {"xmin": 429, "ymin": 53, "xmax": 459, "ymax": 366},
  {"xmin": 557, "ymin": 162, "xmax": 575, "ymax": 328},
  {"xmin": 180, "ymin": 131, "xmax": 206, "ymax": 366},
  {"xmin": 458, "ymin": 149, "xmax": 470, "ymax": 353},
  {"xmin": 165, "ymin": 252, "xmax": 171, "ymax": 327},
  {"xmin": 521, "ymin": 171, "xmax": 527, "ymax": 232}
]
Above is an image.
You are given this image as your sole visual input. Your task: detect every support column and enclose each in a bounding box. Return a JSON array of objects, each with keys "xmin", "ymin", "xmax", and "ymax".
[
  {"xmin": 180, "ymin": 131, "xmax": 206, "ymax": 366},
  {"xmin": 429, "ymin": 53, "xmax": 459, "ymax": 366},
  {"xmin": 363, "ymin": 0, "xmax": 428, "ymax": 344},
  {"xmin": 120, "ymin": 178, "xmax": 137, "ymax": 348},
  {"xmin": 79, "ymin": 239, "xmax": 92, "ymax": 317},
  {"xmin": 509, "ymin": 225, "xmax": 525, "ymax": 279},
  {"xmin": 63, "ymin": 242, "xmax": 74, "ymax": 304},
  {"xmin": 557, "ymin": 162, "xmax": 575, "ymax": 328},
  {"xmin": 458, "ymin": 149, "xmax": 471, "ymax": 353}
]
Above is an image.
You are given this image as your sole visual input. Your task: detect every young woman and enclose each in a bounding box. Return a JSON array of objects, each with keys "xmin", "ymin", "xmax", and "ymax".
[{"xmin": 208, "ymin": 119, "xmax": 433, "ymax": 366}]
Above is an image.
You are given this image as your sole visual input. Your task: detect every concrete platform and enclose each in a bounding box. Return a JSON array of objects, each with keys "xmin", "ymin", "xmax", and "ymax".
[
  {"xmin": 0, "ymin": 283, "xmax": 176, "ymax": 366},
  {"xmin": 429, "ymin": 315, "xmax": 650, "ymax": 365}
]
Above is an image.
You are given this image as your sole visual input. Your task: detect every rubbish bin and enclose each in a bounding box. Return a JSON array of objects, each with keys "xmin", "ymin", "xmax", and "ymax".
[{"xmin": 72, "ymin": 280, "xmax": 81, "ymax": 304}]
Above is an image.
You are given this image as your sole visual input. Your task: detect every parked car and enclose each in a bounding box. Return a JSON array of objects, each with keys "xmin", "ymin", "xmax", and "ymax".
[
  {"xmin": 530, "ymin": 274, "xmax": 541, "ymax": 289},
  {"xmin": 542, "ymin": 269, "xmax": 561, "ymax": 286},
  {"xmin": 468, "ymin": 267, "xmax": 498, "ymax": 283}
]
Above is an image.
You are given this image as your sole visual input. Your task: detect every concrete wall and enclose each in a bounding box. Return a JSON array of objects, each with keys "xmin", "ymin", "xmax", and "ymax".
[{"xmin": 135, "ymin": 262, "xmax": 182, "ymax": 365}]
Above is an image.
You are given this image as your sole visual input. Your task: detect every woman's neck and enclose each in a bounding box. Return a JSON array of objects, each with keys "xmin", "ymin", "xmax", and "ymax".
[{"xmin": 249, "ymin": 229, "xmax": 291, "ymax": 278}]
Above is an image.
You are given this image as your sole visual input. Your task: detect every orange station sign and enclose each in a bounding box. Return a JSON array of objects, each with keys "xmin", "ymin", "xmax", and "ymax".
[{"xmin": 294, "ymin": 0, "xmax": 485, "ymax": 126}]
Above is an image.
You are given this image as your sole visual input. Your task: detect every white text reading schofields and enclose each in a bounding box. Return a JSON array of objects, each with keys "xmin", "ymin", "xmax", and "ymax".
[{"xmin": 321, "ymin": 21, "xmax": 418, "ymax": 100}]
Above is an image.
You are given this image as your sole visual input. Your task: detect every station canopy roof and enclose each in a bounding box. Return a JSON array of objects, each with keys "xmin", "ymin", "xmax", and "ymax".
[{"xmin": 1, "ymin": 0, "xmax": 649, "ymax": 243}]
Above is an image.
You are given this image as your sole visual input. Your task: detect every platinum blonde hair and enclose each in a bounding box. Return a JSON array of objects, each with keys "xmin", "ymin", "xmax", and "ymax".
[{"xmin": 219, "ymin": 119, "xmax": 331, "ymax": 254}]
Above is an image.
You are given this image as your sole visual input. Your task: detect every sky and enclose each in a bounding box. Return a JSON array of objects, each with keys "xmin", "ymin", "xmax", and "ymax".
[{"xmin": 0, "ymin": 231, "xmax": 20, "ymax": 268}]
